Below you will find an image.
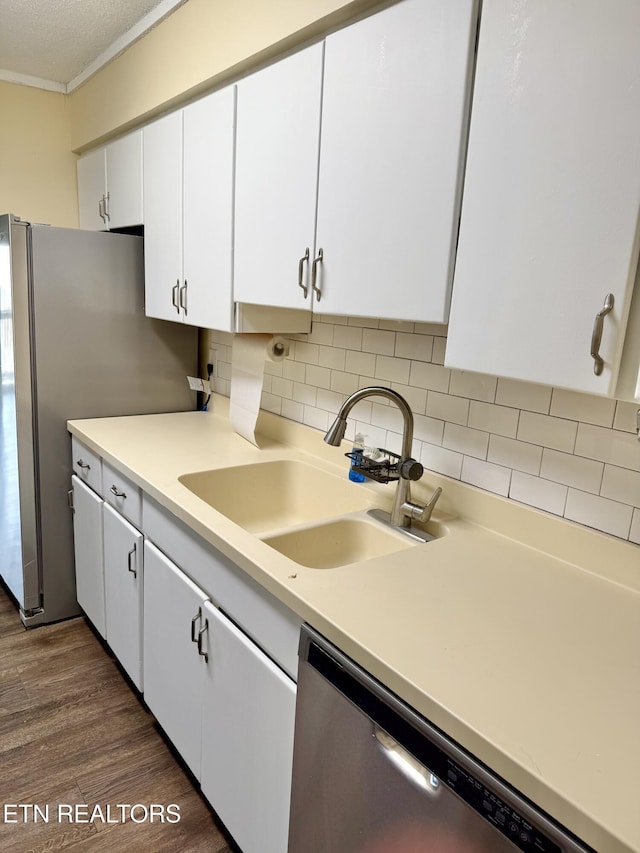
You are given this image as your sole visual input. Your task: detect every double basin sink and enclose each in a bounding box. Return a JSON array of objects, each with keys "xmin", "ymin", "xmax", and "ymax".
[{"xmin": 179, "ymin": 458, "xmax": 442, "ymax": 570}]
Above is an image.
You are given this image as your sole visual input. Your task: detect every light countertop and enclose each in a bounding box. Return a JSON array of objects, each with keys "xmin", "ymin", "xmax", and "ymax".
[{"xmin": 68, "ymin": 398, "xmax": 640, "ymax": 853}]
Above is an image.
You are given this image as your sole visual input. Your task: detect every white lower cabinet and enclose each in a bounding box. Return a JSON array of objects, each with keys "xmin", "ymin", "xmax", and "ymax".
[
  {"xmin": 103, "ymin": 504, "xmax": 144, "ymax": 691},
  {"xmin": 142, "ymin": 540, "xmax": 297, "ymax": 853},
  {"xmin": 200, "ymin": 600, "xmax": 296, "ymax": 853},
  {"xmin": 71, "ymin": 475, "xmax": 105, "ymax": 638},
  {"xmin": 143, "ymin": 540, "xmax": 208, "ymax": 779}
]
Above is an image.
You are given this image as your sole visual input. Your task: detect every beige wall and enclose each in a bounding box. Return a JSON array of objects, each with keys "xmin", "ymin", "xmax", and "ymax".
[
  {"xmin": 68, "ymin": 0, "xmax": 382, "ymax": 151},
  {"xmin": 0, "ymin": 82, "xmax": 78, "ymax": 227}
]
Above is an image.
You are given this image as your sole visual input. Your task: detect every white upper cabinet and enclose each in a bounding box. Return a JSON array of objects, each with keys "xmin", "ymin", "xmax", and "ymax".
[
  {"xmin": 77, "ymin": 131, "xmax": 143, "ymax": 231},
  {"xmin": 446, "ymin": 0, "xmax": 640, "ymax": 395},
  {"xmin": 315, "ymin": 0, "xmax": 478, "ymax": 322},
  {"xmin": 234, "ymin": 43, "xmax": 324, "ymax": 315},
  {"xmin": 143, "ymin": 87, "xmax": 235, "ymax": 331}
]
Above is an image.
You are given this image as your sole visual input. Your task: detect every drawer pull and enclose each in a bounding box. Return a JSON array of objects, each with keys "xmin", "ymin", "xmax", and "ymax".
[
  {"xmin": 197, "ymin": 620, "xmax": 209, "ymax": 662},
  {"xmin": 76, "ymin": 459, "xmax": 91, "ymax": 470},
  {"xmin": 590, "ymin": 293, "xmax": 614, "ymax": 376},
  {"xmin": 298, "ymin": 248, "xmax": 309, "ymax": 298},
  {"xmin": 110, "ymin": 484, "xmax": 127, "ymax": 499},
  {"xmin": 127, "ymin": 545, "xmax": 137, "ymax": 577},
  {"xmin": 191, "ymin": 609, "xmax": 201, "ymax": 643}
]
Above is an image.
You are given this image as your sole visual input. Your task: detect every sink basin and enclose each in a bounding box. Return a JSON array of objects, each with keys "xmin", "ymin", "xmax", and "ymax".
[
  {"xmin": 178, "ymin": 459, "xmax": 371, "ymax": 534},
  {"xmin": 262, "ymin": 516, "xmax": 417, "ymax": 569}
]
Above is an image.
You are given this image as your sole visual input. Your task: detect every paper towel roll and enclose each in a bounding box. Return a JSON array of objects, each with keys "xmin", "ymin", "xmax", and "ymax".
[{"xmin": 230, "ymin": 334, "xmax": 289, "ymax": 446}]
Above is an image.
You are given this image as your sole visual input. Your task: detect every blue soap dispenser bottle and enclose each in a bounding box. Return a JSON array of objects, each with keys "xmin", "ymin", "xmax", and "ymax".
[{"xmin": 349, "ymin": 432, "xmax": 366, "ymax": 483}]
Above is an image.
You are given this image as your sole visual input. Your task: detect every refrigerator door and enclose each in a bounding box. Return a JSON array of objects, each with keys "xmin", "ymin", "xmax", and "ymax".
[
  {"xmin": 28, "ymin": 223, "xmax": 196, "ymax": 625},
  {"xmin": 0, "ymin": 215, "xmax": 40, "ymax": 612},
  {"xmin": 1, "ymin": 216, "xmax": 196, "ymax": 626}
]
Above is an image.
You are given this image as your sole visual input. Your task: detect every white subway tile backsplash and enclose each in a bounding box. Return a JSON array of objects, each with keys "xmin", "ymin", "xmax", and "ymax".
[
  {"xmin": 292, "ymin": 382, "xmax": 317, "ymax": 406},
  {"xmin": 390, "ymin": 383, "xmax": 427, "ymax": 415},
  {"xmin": 510, "ymin": 472, "xmax": 567, "ymax": 516},
  {"xmin": 330, "ymin": 370, "xmax": 360, "ymax": 396},
  {"xmin": 426, "ymin": 391, "xmax": 469, "ymax": 426},
  {"xmin": 613, "ymin": 400, "xmax": 640, "ymax": 434},
  {"xmin": 375, "ymin": 355, "xmax": 411, "ymax": 384},
  {"xmin": 302, "ymin": 405, "xmax": 330, "ymax": 431},
  {"xmin": 395, "ymin": 332, "xmax": 434, "ymax": 362},
  {"xmin": 600, "ymin": 465, "xmax": 640, "ymax": 508},
  {"xmin": 270, "ymin": 376, "xmax": 293, "ymax": 399},
  {"xmin": 413, "ymin": 414, "xmax": 444, "ymax": 445},
  {"xmin": 333, "ymin": 325, "xmax": 363, "ymax": 350},
  {"xmin": 564, "ymin": 490, "xmax": 633, "ymax": 539},
  {"xmin": 575, "ymin": 424, "xmax": 640, "ymax": 472},
  {"xmin": 461, "ymin": 456, "xmax": 511, "ymax": 497},
  {"xmin": 345, "ymin": 349, "xmax": 377, "ymax": 376},
  {"xmin": 550, "ymin": 388, "xmax": 615, "ymax": 427},
  {"xmin": 420, "ymin": 443, "xmax": 464, "ymax": 479},
  {"xmin": 316, "ymin": 388, "xmax": 345, "ymax": 415},
  {"xmin": 468, "ymin": 401, "xmax": 519, "ymax": 439},
  {"xmin": 362, "ymin": 328, "xmax": 395, "ymax": 355},
  {"xmin": 449, "ymin": 370, "xmax": 497, "ymax": 403},
  {"xmin": 282, "ymin": 359, "xmax": 306, "ymax": 383},
  {"xmin": 318, "ymin": 345, "xmax": 346, "ymax": 371},
  {"xmin": 306, "ymin": 321, "xmax": 334, "ymax": 346},
  {"xmin": 281, "ymin": 399, "xmax": 304, "ymax": 422},
  {"xmin": 487, "ymin": 435, "xmax": 542, "ymax": 475},
  {"xmin": 432, "ymin": 336, "xmax": 447, "ymax": 365},
  {"xmin": 305, "ymin": 365, "xmax": 331, "ymax": 389},
  {"xmin": 215, "ymin": 319, "xmax": 640, "ymax": 546},
  {"xmin": 443, "ymin": 423, "xmax": 489, "ymax": 460},
  {"xmin": 517, "ymin": 411, "xmax": 577, "ymax": 453},
  {"xmin": 410, "ymin": 362, "xmax": 451, "ymax": 393},
  {"xmin": 540, "ymin": 450, "xmax": 604, "ymax": 494},
  {"xmin": 293, "ymin": 341, "xmax": 319, "ymax": 364},
  {"xmin": 495, "ymin": 378, "xmax": 552, "ymax": 413},
  {"xmin": 371, "ymin": 402, "xmax": 405, "ymax": 433}
]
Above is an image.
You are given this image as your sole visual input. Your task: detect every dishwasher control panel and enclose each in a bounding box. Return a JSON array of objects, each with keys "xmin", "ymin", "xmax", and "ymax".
[{"xmin": 444, "ymin": 758, "xmax": 560, "ymax": 853}]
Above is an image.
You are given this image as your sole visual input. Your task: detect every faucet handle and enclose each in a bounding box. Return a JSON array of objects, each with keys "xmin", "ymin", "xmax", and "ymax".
[
  {"xmin": 400, "ymin": 458, "xmax": 424, "ymax": 481},
  {"xmin": 402, "ymin": 486, "xmax": 442, "ymax": 525}
]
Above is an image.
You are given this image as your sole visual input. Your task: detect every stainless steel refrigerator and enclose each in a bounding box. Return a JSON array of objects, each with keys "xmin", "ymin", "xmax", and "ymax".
[{"xmin": 0, "ymin": 214, "xmax": 197, "ymax": 627}]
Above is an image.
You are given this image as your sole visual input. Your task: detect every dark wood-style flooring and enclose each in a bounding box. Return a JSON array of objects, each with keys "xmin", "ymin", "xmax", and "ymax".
[{"xmin": 0, "ymin": 583, "xmax": 234, "ymax": 852}]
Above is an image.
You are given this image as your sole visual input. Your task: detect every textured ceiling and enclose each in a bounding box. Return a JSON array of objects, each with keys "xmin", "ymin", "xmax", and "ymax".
[{"xmin": 0, "ymin": 0, "xmax": 183, "ymax": 87}]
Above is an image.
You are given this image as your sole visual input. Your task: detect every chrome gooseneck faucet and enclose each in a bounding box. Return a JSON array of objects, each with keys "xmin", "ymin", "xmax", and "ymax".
[{"xmin": 324, "ymin": 386, "xmax": 442, "ymax": 532}]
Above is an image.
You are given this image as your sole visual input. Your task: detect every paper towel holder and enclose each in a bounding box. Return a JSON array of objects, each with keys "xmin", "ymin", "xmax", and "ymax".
[{"xmin": 270, "ymin": 336, "xmax": 290, "ymax": 360}]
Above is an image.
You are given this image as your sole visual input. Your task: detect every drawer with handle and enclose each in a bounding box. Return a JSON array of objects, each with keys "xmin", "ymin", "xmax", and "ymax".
[
  {"xmin": 103, "ymin": 460, "xmax": 142, "ymax": 528},
  {"xmin": 71, "ymin": 437, "xmax": 102, "ymax": 494}
]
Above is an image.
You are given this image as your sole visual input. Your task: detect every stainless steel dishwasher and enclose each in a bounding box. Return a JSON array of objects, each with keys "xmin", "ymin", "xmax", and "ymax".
[{"xmin": 289, "ymin": 625, "xmax": 593, "ymax": 853}]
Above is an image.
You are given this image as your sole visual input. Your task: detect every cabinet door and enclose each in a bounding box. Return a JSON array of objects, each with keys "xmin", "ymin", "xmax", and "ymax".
[
  {"xmin": 182, "ymin": 87, "xmax": 235, "ymax": 331},
  {"xmin": 143, "ymin": 541, "xmax": 207, "ymax": 779},
  {"xmin": 143, "ymin": 112, "xmax": 184, "ymax": 322},
  {"xmin": 234, "ymin": 43, "xmax": 323, "ymax": 311},
  {"xmin": 446, "ymin": 0, "xmax": 640, "ymax": 394},
  {"xmin": 71, "ymin": 475, "xmax": 105, "ymax": 637},
  {"xmin": 77, "ymin": 148, "xmax": 107, "ymax": 231},
  {"xmin": 315, "ymin": 0, "xmax": 478, "ymax": 322},
  {"xmin": 105, "ymin": 131, "xmax": 143, "ymax": 230},
  {"xmin": 103, "ymin": 504, "xmax": 144, "ymax": 691},
  {"xmin": 200, "ymin": 601, "xmax": 296, "ymax": 853}
]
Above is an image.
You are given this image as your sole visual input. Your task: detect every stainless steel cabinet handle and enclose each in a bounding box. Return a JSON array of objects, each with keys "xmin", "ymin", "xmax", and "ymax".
[
  {"xmin": 191, "ymin": 609, "xmax": 201, "ymax": 643},
  {"xmin": 110, "ymin": 484, "xmax": 127, "ymax": 499},
  {"xmin": 127, "ymin": 544, "xmax": 137, "ymax": 577},
  {"xmin": 298, "ymin": 248, "xmax": 310, "ymax": 298},
  {"xmin": 67, "ymin": 488, "xmax": 74, "ymax": 512},
  {"xmin": 104, "ymin": 192, "xmax": 110, "ymax": 222},
  {"xmin": 172, "ymin": 280, "xmax": 180, "ymax": 313},
  {"xmin": 76, "ymin": 459, "xmax": 91, "ymax": 470},
  {"xmin": 312, "ymin": 248, "xmax": 323, "ymax": 302},
  {"xmin": 179, "ymin": 280, "xmax": 188, "ymax": 315},
  {"xmin": 98, "ymin": 197, "xmax": 106, "ymax": 223},
  {"xmin": 197, "ymin": 620, "xmax": 208, "ymax": 662},
  {"xmin": 590, "ymin": 293, "xmax": 614, "ymax": 376}
]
